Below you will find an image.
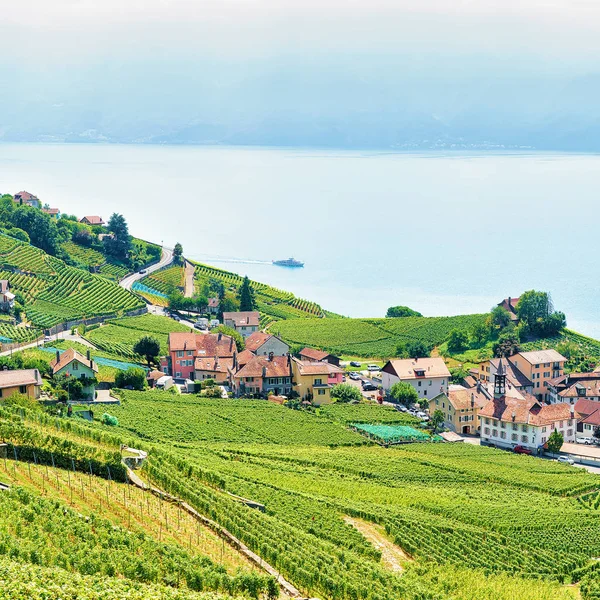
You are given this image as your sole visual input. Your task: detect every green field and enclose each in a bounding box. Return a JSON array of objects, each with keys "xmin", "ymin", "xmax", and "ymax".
[
  {"xmin": 84, "ymin": 314, "xmax": 193, "ymax": 358},
  {"xmin": 319, "ymin": 403, "xmax": 421, "ymax": 426},
  {"xmin": 270, "ymin": 314, "xmax": 488, "ymax": 357},
  {"xmin": 0, "ymin": 234, "xmax": 145, "ymax": 329},
  {"xmin": 140, "ymin": 264, "xmax": 184, "ymax": 295}
]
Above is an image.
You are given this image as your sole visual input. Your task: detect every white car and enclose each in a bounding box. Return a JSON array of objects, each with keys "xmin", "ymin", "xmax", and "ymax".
[
  {"xmin": 557, "ymin": 456, "xmax": 575, "ymax": 465},
  {"xmin": 43, "ymin": 335, "xmax": 53, "ymax": 343},
  {"xmin": 578, "ymin": 437, "xmax": 594, "ymax": 445},
  {"xmin": 367, "ymin": 365, "xmax": 380, "ymax": 372}
]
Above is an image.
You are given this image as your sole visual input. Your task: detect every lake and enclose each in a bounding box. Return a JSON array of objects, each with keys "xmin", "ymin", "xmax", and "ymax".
[{"xmin": 1, "ymin": 143, "xmax": 599, "ymax": 337}]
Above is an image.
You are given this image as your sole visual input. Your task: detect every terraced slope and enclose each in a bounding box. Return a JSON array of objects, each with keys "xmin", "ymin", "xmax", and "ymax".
[{"xmin": 0, "ymin": 234, "xmax": 145, "ymax": 328}]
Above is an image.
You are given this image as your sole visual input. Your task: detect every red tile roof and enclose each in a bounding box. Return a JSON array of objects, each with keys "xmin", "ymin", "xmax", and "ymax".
[
  {"xmin": 447, "ymin": 387, "xmax": 488, "ymax": 411},
  {"xmin": 80, "ymin": 215, "xmax": 104, "ymax": 225},
  {"xmin": 223, "ymin": 311, "xmax": 260, "ymax": 327},
  {"xmin": 245, "ymin": 332, "xmax": 272, "ymax": 352},
  {"xmin": 208, "ymin": 298, "xmax": 219, "ymax": 308},
  {"xmin": 50, "ymin": 348, "xmax": 98, "ymax": 374},
  {"xmin": 0, "ymin": 368, "xmax": 42, "ymax": 389},
  {"xmin": 383, "ymin": 357, "xmax": 450, "ymax": 380},
  {"xmin": 299, "ymin": 348, "xmax": 330, "ymax": 362},
  {"xmin": 195, "ymin": 357, "xmax": 233, "ymax": 374},
  {"xmin": 233, "ymin": 355, "xmax": 291, "ymax": 379},
  {"xmin": 168, "ymin": 332, "xmax": 235, "ymax": 357},
  {"xmin": 14, "ymin": 191, "xmax": 38, "ymax": 201},
  {"xmin": 293, "ymin": 358, "xmax": 342, "ymax": 376},
  {"xmin": 42, "ymin": 207, "xmax": 60, "ymax": 215},
  {"xmin": 479, "ymin": 395, "xmax": 572, "ymax": 426}
]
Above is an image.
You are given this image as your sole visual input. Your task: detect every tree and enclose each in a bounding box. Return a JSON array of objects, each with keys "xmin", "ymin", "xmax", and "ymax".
[
  {"xmin": 516, "ymin": 290, "xmax": 566, "ymax": 338},
  {"xmin": 396, "ymin": 340, "xmax": 431, "ymax": 359},
  {"xmin": 237, "ymin": 276, "xmax": 256, "ymax": 312},
  {"xmin": 132, "ymin": 336, "xmax": 161, "ymax": 367},
  {"xmin": 213, "ymin": 325, "xmax": 245, "ymax": 351},
  {"xmin": 386, "ymin": 306, "xmax": 422, "ymax": 318},
  {"xmin": 450, "ymin": 366, "xmax": 469, "ymax": 384},
  {"xmin": 115, "ymin": 367, "xmax": 147, "ymax": 390},
  {"xmin": 173, "ymin": 242, "xmax": 183, "ymax": 264},
  {"xmin": 492, "ymin": 332, "xmax": 521, "ymax": 358},
  {"xmin": 331, "ymin": 383, "xmax": 362, "ymax": 403},
  {"xmin": 447, "ymin": 329, "xmax": 469, "ymax": 353},
  {"xmin": 104, "ymin": 213, "xmax": 132, "ymax": 262},
  {"xmin": 547, "ymin": 430, "xmax": 564, "ymax": 453},
  {"xmin": 430, "ymin": 409, "xmax": 445, "ymax": 433},
  {"xmin": 389, "ymin": 381, "xmax": 419, "ymax": 407},
  {"xmin": 101, "ymin": 413, "xmax": 119, "ymax": 426},
  {"xmin": 470, "ymin": 321, "xmax": 491, "ymax": 346},
  {"xmin": 490, "ymin": 306, "xmax": 511, "ymax": 330}
]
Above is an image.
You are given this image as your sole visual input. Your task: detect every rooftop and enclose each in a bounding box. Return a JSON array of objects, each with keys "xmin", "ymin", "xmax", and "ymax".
[
  {"xmin": 479, "ymin": 395, "xmax": 572, "ymax": 426},
  {"xmin": 234, "ymin": 355, "xmax": 291, "ymax": 379},
  {"xmin": 299, "ymin": 347, "xmax": 331, "ymax": 362},
  {"xmin": 0, "ymin": 368, "xmax": 42, "ymax": 389},
  {"xmin": 382, "ymin": 357, "xmax": 450, "ymax": 380},
  {"xmin": 514, "ymin": 349, "xmax": 566, "ymax": 365},
  {"xmin": 223, "ymin": 311, "xmax": 260, "ymax": 327},
  {"xmin": 50, "ymin": 348, "xmax": 98, "ymax": 374},
  {"xmin": 245, "ymin": 332, "xmax": 273, "ymax": 352}
]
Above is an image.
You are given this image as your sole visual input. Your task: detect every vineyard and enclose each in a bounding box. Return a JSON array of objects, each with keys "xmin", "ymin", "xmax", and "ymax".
[
  {"xmin": 0, "ymin": 234, "xmax": 145, "ymax": 329},
  {"xmin": 140, "ymin": 264, "xmax": 185, "ymax": 295},
  {"xmin": 193, "ymin": 262, "xmax": 325, "ymax": 321},
  {"xmin": 270, "ymin": 314, "xmax": 488, "ymax": 358},
  {"xmin": 84, "ymin": 314, "xmax": 193, "ymax": 358}
]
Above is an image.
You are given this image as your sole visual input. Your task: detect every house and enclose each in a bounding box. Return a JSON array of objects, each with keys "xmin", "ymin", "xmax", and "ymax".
[
  {"xmin": 291, "ymin": 358, "xmax": 344, "ymax": 405},
  {"xmin": 245, "ymin": 332, "xmax": 290, "ymax": 357},
  {"xmin": 13, "ymin": 191, "xmax": 41, "ymax": 208},
  {"xmin": 479, "ymin": 360, "xmax": 576, "ymax": 451},
  {"xmin": 50, "ymin": 349, "xmax": 98, "ymax": 400},
  {"xmin": 574, "ymin": 398, "xmax": 600, "ymax": 440},
  {"xmin": 232, "ymin": 353, "xmax": 292, "ymax": 397},
  {"xmin": 222, "ymin": 311, "xmax": 260, "ymax": 338},
  {"xmin": 478, "ymin": 358, "xmax": 533, "ymax": 396},
  {"xmin": 207, "ymin": 298, "xmax": 220, "ymax": 315},
  {"xmin": 381, "ymin": 357, "xmax": 450, "ymax": 400},
  {"xmin": 167, "ymin": 331, "xmax": 236, "ymax": 380},
  {"xmin": 298, "ymin": 348, "xmax": 340, "ymax": 367},
  {"xmin": 147, "ymin": 370, "xmax": 166, "ymax": 388},
  {"xmin": 42, "ymin": 207, "xmax": 60, "ymax": 219},
  {"xmin": 497, "ymin": 296, "xmax": 520, "ymax": 322},
  {"xmin": 0, "ymin": 280, "xmax": 15, "ymax": 312},
  {"xmin": 79, "ymin": 216, "xmax": 105, "ymax": 226},
  {"xmin": 507, "ymin": 349, "xmax": 566, "ymax": 402},
  {"xmin": 0, "ymin": 368, "xmax": 42, "ymax": 399},
  {"xmin": 547, "ymin": 372, "xmax": 600, "ymax": 404},
  {"xmin": 429, "ymin": 384, "xmax": 489, "ymax": 434},
  {"xmin": 195, "ymin": 356, "xmax": 233, "ymax": 384}
]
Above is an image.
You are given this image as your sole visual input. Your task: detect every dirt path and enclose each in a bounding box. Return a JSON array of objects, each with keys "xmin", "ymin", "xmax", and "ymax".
[
  {"xmin": 184, "ymin": 260, "xmax": 195, "ymax": 298},
  {"xmin": 344, "ymin": 516, "xmax": 410, "ymax": 573}
]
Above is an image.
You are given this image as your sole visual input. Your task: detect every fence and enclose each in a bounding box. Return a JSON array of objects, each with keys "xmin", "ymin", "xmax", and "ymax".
[{"xmin": 0, "ymin": 334, "xmax": 45, "ymax": 354}]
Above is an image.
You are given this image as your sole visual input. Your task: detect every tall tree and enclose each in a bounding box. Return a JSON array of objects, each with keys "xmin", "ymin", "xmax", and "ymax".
[
  {"xmin": 104, "ymin": 213, "xmax": 132, "ymax": 262},
  {"xmin": 173, "ymin": 242, "xmax": 183, "ymax": 264},
  {"xmin": 237, "ymin": 276, "xmax": 255, "ymax": 312},
  {"xmin": 546, "ymin": 430, "xmax": 564, "ymax": 454},
  {"xmin": 386, "ymin": 306, "xmax": 422, "ymax": 318},
  {"xmin": 430, "ymin": 409, "xmax": 445, "ymax": 433},
  {"xmin": 389, "ymin": 381, "xmax": 419, "ymax": 407},
  {"xmin": 133, "ymin": 335, "xmax": 161, "ymax": 367}
]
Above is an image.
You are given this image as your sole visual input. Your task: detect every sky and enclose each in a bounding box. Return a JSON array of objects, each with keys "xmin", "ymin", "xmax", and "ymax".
[{"xmin": 2, "ymin": 0, "xmax": 600, "ymax": 148}]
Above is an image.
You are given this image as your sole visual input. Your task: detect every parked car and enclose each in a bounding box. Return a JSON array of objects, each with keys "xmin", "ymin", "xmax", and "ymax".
[
  {"xmin": 362, "ymin": 383, "xmax": 378, "ymax": 392},
  {"xmin": 349, "ymin": 372, "xmax": 361, "ymax": 380},
  {"xmin": 367, "ymin": 365, "xmax": 379, "ymax": 372},
  {"xmin": 171, "ymin": 314, "xmax": 181, "ymax": 322},
  {"xmin": 397, "ymin": 405, "xmax": 408, "ymax": 412},
  {"xmin": 578, "ymin": 437, "xmax": 594, "ymax": 445},
  {"xmin": 557, "ymin": 456, "xmax": 575, "ymax": 465},
  {"xmin": 194, "ymin": 322, "xmax": 206, "ymax": 330},
  {"xmin": 43, "ymin": 335, "xmax": 53, "ymax": 343},
  {"xmin": 350, "ymin": 361, "xmax": 362, "ymax": 368},
  {"xmin": 139, "ymin": 269, "xmax": 147, "ymax": 274},
  {"xmin": 513, "ymin": 445, "xmax": 532, "ymax": 455},
  {"xmin": 416, "ymin": 411, "xmax": 429, "ymax": 420}
]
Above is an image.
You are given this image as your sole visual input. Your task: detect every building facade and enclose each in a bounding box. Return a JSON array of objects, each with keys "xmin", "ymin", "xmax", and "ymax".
[
  {"xmin": 0, "ymin": 369, "xmax": 42, "ymax": 400},
  {"xmin": 291, "ymin": 358, "xmax": 344, "ymax": 405},
  {"xmin": 508, "ymin": 349, "xmax": 566, "ymax": 402},
  {"xmin": 429, "ymin": 385, "xmax": 488, "ymax": 434},
  {"xmin": 245, "ymin": 332, "xmax": 290, "ymax": 357},
  {"xmin": 167, "ymin": 332, "xmax": 236, "ymax": 379},
  {"xmin": 50, "ymin": 349, "xmax": 98, "ymax": 400},
  {"xmin": 222, "ymin": 311, "xmax": 260, "ymax": 338},
  {"xmin": 231, "ymin": 353, "xmax": 292, "ymax": 397},
  {"xmin": 381, "ymin": 357, "xmax": 450, "ymax": 400}
]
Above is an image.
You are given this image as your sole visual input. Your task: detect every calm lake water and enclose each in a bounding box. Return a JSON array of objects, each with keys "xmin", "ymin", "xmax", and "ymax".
[{"xmin": 1, "ymin": 143, "xmax": 599, "ymax": 337}]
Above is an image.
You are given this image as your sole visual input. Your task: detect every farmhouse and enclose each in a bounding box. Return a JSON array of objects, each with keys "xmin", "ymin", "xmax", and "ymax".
[
  {"xmin": 222, "ymin": 311, "xmax": 259, "ymax": 338},
  {"xmin": 41, "ymin": 207, "xmax": 60, "ymax": 219},
  {"xmin": 507, "ymin": 349, "xmax": 566, "ymax": 402},
  {"xmin": 167, "ymin": 331, "xmax": 236, "ymax": 380},
  {"xmin": 298, "ymin": 347, "xmax": 340, "ymax": 366},
  {"xmin": 245, "ymin": 332, "xmax": 290, "ymax": 356},
  {"xmin": 429, "ymin": 384, "xmax": 488, "ymax": 434},
  {"xmin": 232, "ymin": 353, "xmax": 292, "ymax": 397},
  {"xmin": 291, "ymin": 358, "xmax": 344, "ymax": 405},
  {"xmin": 381, "ymin": 357, "xmax": 450, "ymax": 400},
  {"xmin": 0, "ymin": 368, "xmax": 43, "ymax": 399},
  {"xmin": 0, "ymin": 280, "xmax": 15, "ymax": 312},
  {"xmin": 479, "ymin": 360, "xmax": 575, "ymax": 451},
  {"xmin": 79, "ymin": 215, "xmax": 105, "ymax": 226},
  {"xmin": 13, "ymin": 191, "xmax": 41, "ymax": 208},
  {"xmin": 50, "ymin": 349, "xmax": 98, "ymax": 401},
  {"xmin": 497, "ymin": 296, "xmax": 520, "ymax": 322}
]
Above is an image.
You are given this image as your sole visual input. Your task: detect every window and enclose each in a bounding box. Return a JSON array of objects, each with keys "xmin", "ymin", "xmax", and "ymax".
[
  {"xmin": 501, "ymin": 422, "xmax": 506, "ymax": 429},
  {"xmin": 429, "ymin": 380, "xmax": 432, "ymax": 386},
  {"xmin": 536, "ymin": 382, "xmax": 540, "ymax": 388},
  {"xmin": 177, "ymin": 351, "xmax": 184, "ymax": 358},
  {"xmin": 559, "ymin": 421, "xmax": 564, "ymax": 428},
  {"xmin": 315, "ymin": 378, "xmax": 322, "ymax": 386},
  {"xmin": 542, "ymin": 426, "xmax": 547, "ymax": 433},
  {"xmin": 492, "ymin": 429, "xmax": 498, "ymax": 437},
  {"xmin": 485, "ymin": 418, "xmax": 490, "ymax": 425},
  {"xmin": 176, "ymin": 371, "xmax": 181, "ymax": 377},
  {"xmin": 187, "ymin": 351, "xmax": 194, "ymax": 357},
  {"xmin": 567, "ymin": 429, "xmax": 573, "ymax": 437},
  {"xmin": 484, "ymin": 427, "xmax": 490, "ymax": 435},
  {"xmin": 522, "ymin": 435, "xmax": 528, "ymax": 443},
  {"xmin": 424, "ymin": 390, "xmax": 427, "ymax": 396},
  {"xmin": 541, "ymin": 437, "xmax": 547, "ymax": 444},
  {"xmin": 19, "ymin": 385, "xmax": 26, "ymax": 394},
  {"xmin": 522, "ymin": 425, "xmax": 528, "ymax": 432},
  {"xmin": 500, "ymin": 431, "xmax": 506, "ymax": 439},
  {"xmin": 536, "ymin": 364, "xmax": 540, "ymax": 369},
  {"xmin": 72, "ymin": 362, "xmax": 79, "ymax": 371},
  {"xmin": 318, "ymin": 389, "xmax": 326, "ymax": 396},
  {"xmin": 512, "ymin": 423, "xmax": 518, "ymax": 431},
  {"xmin": 511, "ymin": 433, "xmax": 518, "ymax": 442},
  {"xmin": 442, "ymin": 402, "xmax": 445, "ymax": 409},
  {"xmin": 418, "ymin": 381, "xmax": 422, "ymax": 387},
  {"xmin": 568, "ymin": 419, "xmax": 573, "ymax": 426}
]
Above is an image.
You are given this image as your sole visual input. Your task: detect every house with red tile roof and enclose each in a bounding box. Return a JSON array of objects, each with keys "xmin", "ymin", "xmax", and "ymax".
[
  {"xmin": 50, "ymin": 348, "xmax": 98, "ymax": 400},
  {"xmin": 381, "ymin": 357, "xmax": 450, "ymax": 400},
  {"xmin": 79, "ymin": 215, "xmax": 105, "ymax": 226},
  {"xmin": 497, "ymin": 296, "xmax": 520, "ymax": 322},
  {"xmin": 429, "ymin": 384, "xmax": 489, "ymax": 434},
  {"xmin": 166, "ymin": 331, "xmax": 236, "ymax": 380},
  {"xmin": 13, "ymin": 191, "xmax": 41, "ymax": 208},
  {"xmin": 42, "ymin": 207, "xmax": 60, "ymax": 219},
  {"xmin": 207, "ymin": 297, "xmax": 220, "ymax": 315},
  {"xmin": 231, "ymin": 353, "xmax": 293, "ymax": 397},
  {"xmin": 245, "ymin": 332, "xmax": 289, "ymax": 357},
  {"xmin": 298, "ymin": 347, "xmax": 340, "ymax": 366},
  {"xmin": 0, "ymin": 368, "xmax": 43, "ymax": 400},
  {"xmin": 291, "ymin": 357, "xmax": 344, "ymax": 405},
  {"xmin": 479, "ymin": 360, "xmax": 576, "ymax": 451},
  {"xmin": 547, "ymin": 372, "xmax": 600, "ymax": 404},
  {"xmin": 575, "ymin": 398, "xmax": 600, "ymax": 441},
  {"xmin": 222, "ymin": 311, "xmax": 259, "ymax": 338},
  {"xmin": 0, "ymin": 280, "xmax": 15, "ymax": 312}
]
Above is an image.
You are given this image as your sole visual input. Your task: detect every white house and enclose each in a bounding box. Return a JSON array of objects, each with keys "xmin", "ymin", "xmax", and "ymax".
[
  {"xmin": 222, "ymin": 311, "xmax": 260, "ymax": 338},
  {"xmin": 479, "ymin": 359, "xmax": 576, "ymax": 451},
  {"xmin": 244, "ymin": 332, "xmax": 290, "ymax": 357},
  {"xmin": 381, "ymin": 357, "xmax": 450, "ymax": 400}
]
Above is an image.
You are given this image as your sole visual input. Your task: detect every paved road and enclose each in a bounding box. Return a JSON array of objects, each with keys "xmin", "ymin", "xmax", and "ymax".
[
  {"xmin": 184, "ymin": 260, "xmax": 195, "ymax": 298},
  {"xmin": 119, "ymin": 246, "xmax": 173, "ymax": 291}
]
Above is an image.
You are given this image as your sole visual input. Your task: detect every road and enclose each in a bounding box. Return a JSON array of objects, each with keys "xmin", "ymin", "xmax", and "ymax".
[
  {"xmin": 119, "ymin": 246, "xmax": 173, "ymax": 291},
  {"xmin": 184, "ymin": 260, "xmax": 195, "ymax": 298}
]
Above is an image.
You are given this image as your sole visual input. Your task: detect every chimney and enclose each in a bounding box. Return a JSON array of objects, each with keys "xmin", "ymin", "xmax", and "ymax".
[
  {"xmin": 218, "ymin": 333, "xmax": 222, "ymax": 341},
  {"xmin": 570, "ymin": 404, "xmax": 575, "ymax": 418},
  {"xmin": 268, "ymin": 351, "xmax": 274, "ymax": 362},
  {"xmin": 471, "ymin": 393, "xmax": 475, "ymax": 409},
  {"xmin": 56, "ymin": 350, "xmax": 60, "ymax": 364},
  {"xmin": 262, "ymin": 366, "xmax": 267, "ymax": 378},
  {"xmin": 511, "ymin": 411, "xmax": 516, "ymax": 422}
]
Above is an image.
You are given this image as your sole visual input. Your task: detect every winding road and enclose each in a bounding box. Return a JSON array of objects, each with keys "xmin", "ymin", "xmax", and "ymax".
[{"xmin": 119, "ymin": 246, "xmax": 174, "ymax": 291}]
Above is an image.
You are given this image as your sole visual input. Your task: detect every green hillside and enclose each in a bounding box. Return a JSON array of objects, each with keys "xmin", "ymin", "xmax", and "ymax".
[{"xmin": 0, "ymin": 233, "xmax": 145, "ymax": 329}]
